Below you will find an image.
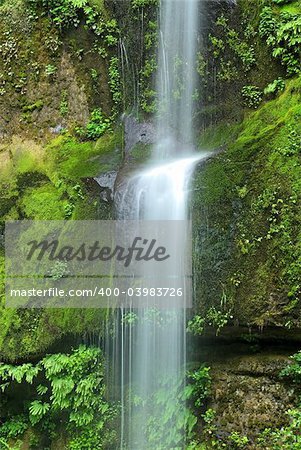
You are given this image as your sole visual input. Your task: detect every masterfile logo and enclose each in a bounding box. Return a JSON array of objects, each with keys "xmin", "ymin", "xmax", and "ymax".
[{"xmin": 5, "ymin": 220, "xmax": 192, "ymax": 309}]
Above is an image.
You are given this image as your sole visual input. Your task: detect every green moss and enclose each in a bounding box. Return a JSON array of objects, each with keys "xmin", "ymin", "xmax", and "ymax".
[
  {"xmin": 198, "ymin": 122, "xmax": 239, "ymax": 150},
  {"xmin": 19, "ymin": 184, "xmax": 66, "ymax": 220},
  {"xmin": 129, "ymin": 143, "xmax": 152, "ymax": 164},
  {"xmin": 278, "ymin": 1, "xmax": 301, "ymax": 14},
  {"xmin": 195, "ymin": 76, "xmax": 301, "ymax": 327},
  {"xmin": 0, "ymin": 131, "xmax": 120, "ymax": 359},
  {"xmin": 0, "ymin": 248, "xmax": 111, "ymax": 361},
  {"xmin": 22, "ymin": 100, "xmax": 44, "ymax": 113},
  {"xmin": 46, "ymin": 131, "xmax": 122, "ymax": 180}
]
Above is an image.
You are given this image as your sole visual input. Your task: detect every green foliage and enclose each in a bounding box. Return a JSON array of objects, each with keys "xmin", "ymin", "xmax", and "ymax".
[
  {"xmin": 121, "ymin": 311, "xmax": 138, "ymax": 325},
  {"xmin": 196, "ymin": 75, "xmax": 301, "ymax": 327},
  {"xmin": 255, "ymin": 350, "xmax": 301, "ymax": 448},
  {"xmin": 241, "ymin": 85, "xmax": 263, "ymax": 108},
  {"xmin": 29, "ymin": 0, "xmax": 80, "ymax": 29},
  {"xmin": 228, "ymin": 432, "xmax": 249, "ymax": 448},
  {"xmin": 209, "ymin": 35, "xmax": 225, "ymax": 58},
  {"xmin": 196, "ymin": 52, "xmax": 208, "ymax": 78},
  {"xmin": 256, "ymin": 409, "xmax": 301, "ymax": 449},
  {"xmin": 144, "ymin": 20, "xmax": 157, "ymax": 49},
  {"xmin": 273, "ymin": 0, "xmax": 296, "ymax": 5},
  {"xmin": 187, "ymin": 292, "xmax": 233, "ymax": 336},
  {"xmin": 280, "ymin": 350, "xmax": 301, "ymax": 381},
  {"xmin": 22, "ymin": 100, "xmax": 44, "ymax": 112},
  {"xmin": 108, "ymin": 56, "xmax": 122, "ymax": 112},
  {"xmin": 140, "ymin": 57, "xmax": 157, "ymax": 113},
  {"xmin": 130, "ymin": 2, "xmax": 159, "ymax": 115},
  {"xmin": 77, "ymin": 108, "xmax": 111, "ymax": 140},
  {"xmin": 0, "ymin": 437, "xmax": 22, "ymax": 450},
  {"xmin": 60, "ymin": 90, "xmax": 69, "ymax": 116},
  {"xmin": 187, "ymin": 366, "xmax": 211, "ymax": 408},
  {"xmin": 45, "ymin": 64, "xmax": 57, "ymax": 77},
  {"xmin": 213, "ymin": 15, "xmax": 256, "ymax": 74},
  {"xmin": 143, "ymin": 366, "xmax": 211, "ymax": 449},
  {"xmin": 259, "ymin": 7, "xmax": 301, "ymax": 75},
  {"xmin": 27, "ymin": 0, "xmax": 120, "ymax": 64},
  {"xmin": 49, "ymin": 261, "xmax": 69, "ymax": 279},
  {"xmin": 206, "ymin": 307, "xmax": 233, "ymax": 336},
  {"xmin": 264, "ymin": 77, "xmax": 285, "ymax": 96},
  {"xmin": 187, "ymin": 315, "xmax": 205, "ymax": 336},
  {"xmin": 0, "ymin": 415, "xmax": 28, "ymax": 440},
  {"xmin": 131, "ymin": 0, "xmax": 158, "ymax": 10},
  {"xmin": 0, "ymin": 346, "xmax": 117, "ymax": 449},
  {"xmin": 0, "ymin": 133, "xmax": 120, "ymax": 361}
]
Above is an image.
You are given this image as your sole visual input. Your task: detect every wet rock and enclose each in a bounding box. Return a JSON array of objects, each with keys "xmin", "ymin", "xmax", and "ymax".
[
  {"xmin": 94, "ymin": 171, "xmax": 118, "ymax": 202},
  {"xmin": 123, "ymin": 115, "xmax": 156, "ymax": 153},
  {"xmin": 49, "ymin": 124, "xmax": 65, "ymax": 134},
  {"xmin": 208, "ymin": 352, "xmax": 296, "ymax": 443}
]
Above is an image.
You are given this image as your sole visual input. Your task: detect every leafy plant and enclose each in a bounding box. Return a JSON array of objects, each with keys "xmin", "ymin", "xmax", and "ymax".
[
  {"xmin": 0, "ymin": 346, "xmax": 117, "ymax": 449},
  {"xmin": 60, "ymin": 90, "xmax": 69, "ymax": 116},
  {"xmin": 188, "ymin": 292, "xmax": 233, "ymax": 337},
  {"xmin": 214, "ymin": 15, "xmax": 256, "ymax": 73},
  {"xmin": 108, "ymin": 57, "xmax": 122, "ymax": 112},
  {"xmin": 252, "ymin": 351, "xmax": 301, "ymax": 448},
  {"xmin": 45, "ymin": 64, "xmax": 57, "ymax": 77},
  {"xmin": 228, "ymin": 431, "xmax": 249, "ymax": 448},
  {"xmin": 187, "ymin": 315, "xmax": 205, "ymax": 336},
  {"xmin": 273, "ymin": 0, "xmax": 294, "ymax": 4},
  {"xmin": 241, "ymin": 85, "xmax": 263, "ymax": 108},
  {"xmin": 122, "ymin": 311, "xmax": 138, "ymax": 325},
  {"xmin": 280, "ymin": 350, "xmax": 301, "ymax": 382},
  {"xmin": 76, "ymin": 108, "xmax": 111, "ymax": 140},
  {"xmin": 144, "ymin": 366, "xmax": 211, "ymax": 448},
  {"xmin": 49, "ymin": 261, "xmax": 69, "ymax": 279},
  {"xmin": 206, "ymin": 307, "xmax": 232, "ymax": 336},
  {"xmin": 264, "ymin": 78, "xmax": 285, "ymax": 96},
  {"xmin": 0, "ymin": 415, "xmax": 28, "ymax": 440},
  {"xmin": 259, "ymin": 7, "xmax": 301, "ymax": 75},
  {"xmin": 256, "ymin": 409, "xmax": 301, "ymax": 449}
]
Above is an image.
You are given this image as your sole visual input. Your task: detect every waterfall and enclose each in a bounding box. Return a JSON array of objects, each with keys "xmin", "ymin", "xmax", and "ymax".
[
  {"xmin": 156, "ymin": 0, "xmax": 199, "ymax": 151},
  {"xmin": 111, "ymin": 0, "xmax": 209, "ymax": 448}
]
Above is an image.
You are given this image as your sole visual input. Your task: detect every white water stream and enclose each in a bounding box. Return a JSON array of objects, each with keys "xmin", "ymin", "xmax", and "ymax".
[{"xmin": 112, "ymin": 0, "xmax": 209, "ymax": 448}]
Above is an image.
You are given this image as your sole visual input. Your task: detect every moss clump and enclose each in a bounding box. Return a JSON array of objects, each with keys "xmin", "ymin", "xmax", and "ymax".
[
  {"xmin": 0, "ymin": 130, "xmax": 121, "ymax": 227},
  {"xmin": 0, "ymin": 247, "xmax": 111, "ymax": 361},
  {"xmin": 19, "ymin": 184, "xmax": 66, "ymax": 220},
  {"xmin": 46, "ymin": 131, "xmax": 122, "ymax": 180}
]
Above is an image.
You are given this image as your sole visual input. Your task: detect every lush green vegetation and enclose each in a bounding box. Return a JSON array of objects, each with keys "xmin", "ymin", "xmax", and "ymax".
[
  {"xmin": 0, "ymin": 0, "xmax": 301, "ymax": 447},
  {"xmin": 194, "ymin": 75, "xmax": 301, "ymax": 328},
  {"xmin": 259, "ymin": 4, "xmax": 301, "ymax": 75},
  {"xmin": 0, "ymin": 346, "xmax": 117, "ymax": 449}
]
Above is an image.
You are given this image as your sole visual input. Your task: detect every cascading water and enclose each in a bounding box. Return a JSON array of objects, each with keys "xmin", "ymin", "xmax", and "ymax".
[{"xmin": 112, "ymin": 0, "xmax": 210, "ymax": 448}]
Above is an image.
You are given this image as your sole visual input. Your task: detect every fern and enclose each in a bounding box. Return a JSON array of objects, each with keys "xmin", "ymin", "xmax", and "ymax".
[
  {"xmin": 29, "ymin": 401, "xmax": 50, "ymax": 425},
  {"xmin": 37, "ymin": 384, "xmax": 48, "ymax": 395},
  {"xmin": 0, "ymin": 346, "xmax": 117, "ymax": 449}
]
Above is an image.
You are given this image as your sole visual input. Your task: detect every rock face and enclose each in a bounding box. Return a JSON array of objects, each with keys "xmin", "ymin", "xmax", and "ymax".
[
  {"xmin": 206, "ymin": 348, "xmax": 296, "ymax": 445},
  {"xmin": 123, "ymin": 115, "xmax": 156, "ymax": 154},
  {"xmin": 94, "ymin": 171, "xmax": 118, "ymax": 202}
]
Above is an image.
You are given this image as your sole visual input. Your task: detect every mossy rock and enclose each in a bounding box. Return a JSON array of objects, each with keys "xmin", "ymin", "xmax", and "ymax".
[
  {"xmin": 46, "ymin": 131, "xmax": 122, "ymax": 180},
  {"xmin": 194, "ymin": 76, "xmax": 301, "ymax": 328}
]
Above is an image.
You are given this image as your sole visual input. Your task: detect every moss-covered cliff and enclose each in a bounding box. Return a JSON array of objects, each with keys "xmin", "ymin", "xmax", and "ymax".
[
  {"xmin": 193, "ymin": 0, "xmax": 301, "ymax": 331},
  {"xmin": 0, "ymin": 0, "xmax": 124, "ymax": 361}
]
